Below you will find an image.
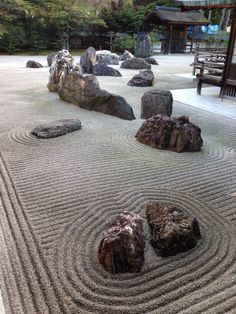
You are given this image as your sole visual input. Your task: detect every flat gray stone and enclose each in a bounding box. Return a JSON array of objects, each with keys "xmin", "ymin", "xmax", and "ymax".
[
  {"xmin": 120, "ymin": 58, "xmax": 151, "ymax": 70},
  {"xmin": 31, "ymin": 119, "xmax": 82, "ymax": 138}
]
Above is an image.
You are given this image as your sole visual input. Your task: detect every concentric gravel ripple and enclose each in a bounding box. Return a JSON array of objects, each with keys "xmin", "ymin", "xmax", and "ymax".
[{"xmin": 53, "ymin": 188, "xmax": 236, "ymax": 313}]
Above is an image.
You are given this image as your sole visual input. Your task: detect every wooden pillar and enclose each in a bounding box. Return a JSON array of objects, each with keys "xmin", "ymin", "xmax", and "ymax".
[
  {"xmin": 190, "ymin": 26, "xmax": 195, "ymax": 53},
  {"xmin": 224, "ymin": 9, "xmax": 232, "ymax": 31},
  {"xmin": 168, "ymin": 25, "xmax": 173, "ymax": 54},
  {"xmin": 208, "ymin": 10, "xmax": 212, "ymax": 21},
  {"xmin": 184, "ymin": 26, "xmax": 188, "ymax": 52},
  {"xmin": 219, "ymin": 8, "xmax": 226, "ymax": 31}
]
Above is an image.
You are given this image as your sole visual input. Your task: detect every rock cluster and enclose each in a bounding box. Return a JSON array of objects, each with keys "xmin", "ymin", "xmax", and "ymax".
[
  {"xmin": 128, "ymin": 70, "xmax": 154, "ymax": 87},
  {"xmin": 141, "ymin": 90, "xmax": 173, "ymax": 119},
  {"xmin": 26, "ymin": 60, "xmax": 43, "ymax": 68},
  {"xmin": 98, "ymin": 212, "xmax": 145, "ymax": 273},
  {"xmin": 58, "ymin": 71, "xmax": 135, "ymax": 120},
  {"xmin": 121, "ymin": 58, "xmax": 151, "ymax": 70},
  {"xmin": 146, "ymin": 202, "xmax": 201, "ymax": 256},
  {"xmin": 31, "ymin": 119, "xmax": 82, "ymax": 139},
  {"xmin": 135, "ymin": 115, "xmax": 203, "ymax": 153}
]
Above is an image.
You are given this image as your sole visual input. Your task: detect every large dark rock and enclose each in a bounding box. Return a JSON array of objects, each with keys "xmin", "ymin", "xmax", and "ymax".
[
  {"xmin": 135, "ymin": 32, "xmax": 152, "ymax": 58},
  {"xmin": 141, "ymin": 90, "xmax": 173, "ymax": 119},
  {"xmin": 98, "ymin": 211, "xmax": 145, "ymax": 273},
  {"xmin": 96, "ymin": 50, "xmax": 119, "ymax": 65},
  {"xmin": 119, "ymin": 50, "xmax": 135, "ymax": 61},
  {"xmin": 47, "ymin": 49, "xmax": 74, "ymax": 92},
  {"xmin": 31, "ymin": 119, "xmax": 82, "ymax": 139},
  {"xmin": 93, "ymin": 63, "xmax": 122, "ymax": 77},
  {"xmin": 135, "ymin": 115, "xmax": 203, "ymax": 152},
  {"xmin": 120, "ymin": 58, "xmax": 151, "ymax": 70},
  {"xmin": 58, "ymin": 71, "xmax": 135, "ymax": 120},
  {"xmin": 128, "ymin": 70, "xmax": 154, "ymax": 87},
  {"xmin": 80, "ymin": 46, "xmax": 96, "ymax": 73},
  {"xmin": 146, "ymin": 202, "xmax": 201, "ymax": 256},
  {"xmin": 145, "ymin": 57, "xmax": 159, "ymax": 65},
  {"xmin": 47, "ymin": 53, "xmax": 57, "ymax": 67},
  {"xmin": 26, "ymin": 60, "xmax": 43, "ymax": 68}
]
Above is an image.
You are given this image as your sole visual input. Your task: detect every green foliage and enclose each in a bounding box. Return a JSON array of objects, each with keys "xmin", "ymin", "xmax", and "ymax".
[
  {"xmin": 112, "ymin": 35, "xmax": 136, "ymax": 53},
  {"xmin": 101, "ymin": 2, "xmax": 156, "ymax": 34},
  {"xmin": 0, "ymin": 24, "xmax": 26, "ymax": 53}
]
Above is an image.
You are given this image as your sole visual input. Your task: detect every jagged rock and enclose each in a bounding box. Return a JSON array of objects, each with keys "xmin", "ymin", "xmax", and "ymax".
[
  {"xmin": 96, "ymin": 50, "xmax": 119, "ymax": 65},
  {"xmin": 119, "ymin": 50, "xmax": 135, "ymax": 61},
  {"xmin": 135, "ymin": 115, "xmax": 203, "ymax": 152},
  {"xmin": 141, "ymin": 90, "xmax": 173, "ymax": 119},
  {"xmin": 93, "ymin": 63, "xmax": 122, "ymax": 77},
  {"xmin": 47, "ymin": 49, "xmax": 74, "ymax": 92},
  {"xmin": 128, "ymin": 70, "xmax": 154, "ymax": 87},
  {"xmin": 80, "ymin": 46, "xmax": 96, "ymax": 73},
  {"xmin": 135, "ymin": 32, "xmax": 152, "ymax": 58},
  {"xmin": 47, "ymin": 53, "xmax": 57, "ymax": 66},
  {"xmin": 146, "ymin": 202, "xmax": 201, "ymax": 256},
  {"xmin": 121, "ymin": 57, "xmax": 151, "ymax": 70},
  {"xmin": 26, "ymin": 60, "xmax": 43, "ymax": 68},
  {"xmin": 58, "ymin": 71, "xmax": 135, "ymax": 120},
  {"xmin": 31, "ymin": 119, "xmax": 81, "ymax": 139},
  {"xmin": 145, "ymin": 57, "xmax": 159, "ymax": 65},
  {"xmin": 98, "ymin": 211, "xmax": 145, "ymax": 273}
]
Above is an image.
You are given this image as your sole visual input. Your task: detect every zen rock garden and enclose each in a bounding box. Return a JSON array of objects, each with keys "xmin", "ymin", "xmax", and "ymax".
[{"xmin": 98, "ymin": 204, "xmax": 201, "ymax": 273}]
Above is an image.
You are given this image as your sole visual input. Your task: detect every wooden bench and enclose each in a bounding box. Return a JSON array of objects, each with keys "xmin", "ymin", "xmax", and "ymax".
[
  {"xmin": 197, "ymin": 74, "xmax": 223, "ymax": 94},
  {"xmin": 191, "ymin": 47, "xmax": 226, "ymax": 76}
]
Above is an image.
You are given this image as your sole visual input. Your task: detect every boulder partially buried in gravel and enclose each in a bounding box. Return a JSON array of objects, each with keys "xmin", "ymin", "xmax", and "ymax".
[
  {"xmin": 31, "ymin": 119, "xmax": 82, "ymax": 139},
  {"xmin": 145, "ymin": 57, "xmax": 159, "ymax": 65},
  {"xmin": 135, "ymin": 115, "xmax": 203, "ymax": 152},
  {"xmin": 93, "ymin": 63, "xmax": 122, "ymax": 77},
  {"xmin": 58, "ymin": 71, "xmax": 135, "ymax": 120},
  {"xmin": 119, "ymin": 50, "xmax": 135, "ymax": 61},
  {"xmin": 128, "ymin": 70, "xmax": 154, "ymax": 87},
  {"xmin": 96, "ymin": 50, "xmax": 119, "ymax": 65},
  {"xmin": 120, "ymin": 57, "xmax": 151, "ymax": 70},
  {"xmin": 98, "ymin": 211, "xmax": 145, "ymax": 273},
  {"xmin": 146, "ymin": 202, "xmax": 201, "ymax": 256},
  {"xmin": 26, "ymin": 60, "xmax": 43, "ymax": 68},
  {"xmin": 141, "ymin": 90, "xmax": 173, "ymax": 119}
]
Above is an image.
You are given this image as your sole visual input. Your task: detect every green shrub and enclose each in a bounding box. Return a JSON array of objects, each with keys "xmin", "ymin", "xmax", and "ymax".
[
  {"xmin": 0, "ymin": 25, "xmax": 26, "ymax": 54},
  {"xmin": 112, "ymin": 35, "xmax": 136, "ymax": 53}
]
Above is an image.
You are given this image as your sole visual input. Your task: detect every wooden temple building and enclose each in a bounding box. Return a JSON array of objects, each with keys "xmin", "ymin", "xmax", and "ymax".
[
  {"xmin": 144, "ymin": 0, "xmax": 236, "ymax": 99},
  {"xmin": 143, "ymin": 7, "xmax": 209, "ymax": 53},
  {"xmin": 174, "ymin": 0, "xmax": 236, "ymax": 98}
]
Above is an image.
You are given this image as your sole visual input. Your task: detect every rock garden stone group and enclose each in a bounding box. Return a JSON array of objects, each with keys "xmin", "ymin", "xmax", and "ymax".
[{"xmin": 28, "ymin": 42, "xmax": 203, "ymax": 274}]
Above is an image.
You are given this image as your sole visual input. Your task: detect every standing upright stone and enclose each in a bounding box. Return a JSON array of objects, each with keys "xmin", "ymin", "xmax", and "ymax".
[
  {"xmin": 47, "ymin": 49, "xmax": 74, "ymax": 92},
  {"xmin": 135, "ymin": 32, "xmax": 152, "ymax": 58},
  {"xmin": 98, "ymin": 211, "xmax": 145, "ymax": 273},
  {"xmin": 80, "ymin": 46, "xmax": 96, "ymax": 74}
]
